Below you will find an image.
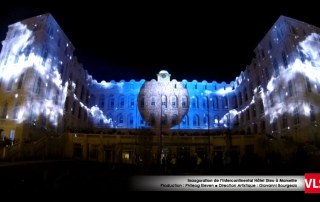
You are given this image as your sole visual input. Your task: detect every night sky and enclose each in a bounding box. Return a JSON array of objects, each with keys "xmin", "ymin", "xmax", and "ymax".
[{"xmin": 0, "ymin": 7, "xmax": 319, "ymax": 83}]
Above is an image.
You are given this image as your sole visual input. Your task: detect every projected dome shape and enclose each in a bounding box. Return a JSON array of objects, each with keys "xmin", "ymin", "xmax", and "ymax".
[{"xmin": 138, "ymin": 71, "xmax": 189, "ymax": 129}]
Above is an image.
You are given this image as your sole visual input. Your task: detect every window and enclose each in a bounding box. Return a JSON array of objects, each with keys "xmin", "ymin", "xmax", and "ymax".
[
  {"xmin": 288, "ymin": 80, "xmax": 294, "ymax": 97},
  {"xmin": 182, "ymin": 115, "xmax": 189, "ymax": 128},
  {"xmin": 130, "ymin": 96, "xmax": 135, "ymax": 108},
  {"xmin": 140, "ymin": 97, "xmax": 145, "ymax": 108},
  {"xmin": 244, "ymin": 88, "xmax": 248, "ymax": 102},
  {"xmin": 261, "ymin": 49, "xmax": 265, "ymax": 58},
  {"xmin": 273, "ymin": 118, "xmax": 278, "ymax": 131},
  {"xmin": 282, "ymin": 51, "xmax": 288, "ymax": 69},
  {"xmin": 172, "ymin": 115, "xmax": 177, "ymax": 126},
  {"xmin": 128, "ymin": 114, "xmax": 134, "ymax": 126},
  {"xmin": 30, "ymin": 105, "xmax": 36, "ymax": 123},
  {"xmin": 260, "ymin": 100, "xmax": 264, "ymax": 114},
  {"xmin": 25, "ymin": 45, "xmax": 31, "ymax": 61},
  {"xmin": 14, "ymin": 46, "xmax": 22, "ymax": 64},
  {"xmin": 279, "ymin": 86, "xmax": 285, "ymax": 103},
  {"xmin": 90, "ymin": 94, "xmax": 95, "ymax": 107},
  {"xmin": 109, "ymin": 96, "xmax": 115, "ymax": 108},
  {"xmin": 161, "ymin": 95, "xmax": 167, "ymax": 108},
  {"xmin": 7, "ymin": 76, "xmax": 14, "ymax": 91},
  {"xmin": 1, "ymin": 103, "xmax": 8, "ymax": 119},
  {"xmin": 182, "ymin": 96, "xmax": 187, "ymax": 108},
  {"xmin": 13, "ymin": 102, "xmax": 20, "ymax": 119},
  {"xmin": 317, "ymin": 79, "xmax": 320, "ymax": 94},
  {"xmin": 17, "ymin": 74, "xmax": 24, "ymax": 89},
  {"xmin": 64, "ymin": 98, "xmax": 69, "ymax": 112},
  {"xmin": 118, "ymin": 114, "xmax": 124, "ymax": 125},
  {"xmin": 310, "ymin": 105, "xmax": 316, "ymax": 124},
  {"xmin": 306, "ymin": 76, "xmax": 312, "ymax": 92},
  {"xmin": 203, "ymin": 114, "xmax": 208, "ymax": 125},
  {"xmin": 252, "ymin": 104, "xmax": 256, "ymax": 118},
  {"xmin": 55, "ymin": 91, "xmax": 59, "ymax": 105},
  {"xmin": 202, "ymin": 97, "xmax": 207, "ymax": 108},
  {"xmin": 3, "ymin": 50, "xmax": 10, "ymax": 66},
  {"xmin": 50, "ymin": 56, "xmax": 57, "ymax": 74},
  {"xmin": 151, "ymin": 97, "xmax": 156, "ymax": 109},
  {"xmin": 246, "ymin": 109, "xmax": 250, "ymax": 121},
  {"xmin": 233, "ymin": 95, "xmax": 238, "ymax": 108},
  {"xmin": 42, "ymin": 49, "xmax": 48, "ymax": 66},
  {"xmin": 265, "ymin": 68, "xmax": 270, "ymax": 82},
  {"xmin": 282, "ymin": 113, "xmax": 288, "ymax": 129},
  {"xmin": 299, "ymin": 46, "xmax": 305, "ymax": 63},
  {"xmin": 273, "ymin": 58, "xmax": 279, "ymax": 77},
  {"xmin": 119, "ymin": 96, "xmax": 124, "ymax": 108},
  {"xmin": 238, "ymin": 93, "xmax": 242, "ymax": 106},
  {"xmin": 224, "ymin": 97, "xmax": 228, "ymax": 109},
  {"xmin": 293, "ymin": 107, "xmax": 300, "ymax": 125},
  {"xmin": 161, "ymin": 115, "xmax": 166, "ymax": 126},
  {"xmin": 270, "ymin": 93, "xmax": 274, "ymax": 107},
  {"xmin": 35, "ymin": 78, "xmax": 41, "ymax": 94},
  {"xmin": 99, "ymin": 95, "xmax": 105, "ymax": 109},
  {"xmin": 191, "ymin": 97, "xmax": 196, "ymax": 108},
  {"xmin": 41, "ymin": 110, "xmax": 47, "ymax": 127},
  {"xmin": 215, "ymin": 96, "xmax": 219, "ymax": 109},
  {"xmin": 150, "ymin": 114, "xmax": 155, "ymax": 126},
  {"xmin": 171, "ymin": 96, "xmax": 177, "ymax": 108},
  {"xmin": 193, "ymin": 115, "xmax": 199, "ymax": 127},
  {"xmin": 45, "ymin": 83, "xmax": 51, "ymax": 100}
]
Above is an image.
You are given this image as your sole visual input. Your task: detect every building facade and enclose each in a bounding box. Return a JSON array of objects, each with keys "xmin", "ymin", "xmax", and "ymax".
[{"xmin": 0, "ymin": 14, "xmax": 319, "ymax": 164}]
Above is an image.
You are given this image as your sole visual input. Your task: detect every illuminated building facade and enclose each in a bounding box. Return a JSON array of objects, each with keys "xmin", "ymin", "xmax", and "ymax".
[
  {"xmin": 0, "ymin": 13, "xmax": 92, "ymax": 143},
  {"xmin": 0, "ymin": 14, "xmax": 319, "ymax": 162}
]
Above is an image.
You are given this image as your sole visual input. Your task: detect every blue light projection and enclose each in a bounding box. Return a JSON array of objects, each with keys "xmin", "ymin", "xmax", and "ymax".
[{"xmin": 1, "ymin": 14, "xmax": 320, "ymax": 137}]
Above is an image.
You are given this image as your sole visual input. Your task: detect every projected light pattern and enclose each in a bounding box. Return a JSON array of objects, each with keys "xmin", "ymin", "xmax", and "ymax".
[{"xmin": 1, "ymin": 14, "xmax": 320, "ymax": 143}]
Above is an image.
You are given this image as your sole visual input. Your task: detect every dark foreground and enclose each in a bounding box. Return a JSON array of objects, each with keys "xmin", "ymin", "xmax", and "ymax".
[{"xmin": 0, "ymin": 159, "xmax": 320, "ymax": 199}]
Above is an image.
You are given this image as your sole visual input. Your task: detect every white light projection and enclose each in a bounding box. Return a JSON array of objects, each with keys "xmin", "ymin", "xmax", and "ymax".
[{"xmin": 0, "ymin": 22, "xmax": 74, "ymax": 129}]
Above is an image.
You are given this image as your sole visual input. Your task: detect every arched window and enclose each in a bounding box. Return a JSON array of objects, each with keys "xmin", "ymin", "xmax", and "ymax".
[
  {"xmin": 41, "ymin": 109, "xmax": 47, "ymax": 127},
  {"xmin": 162, "ymin": 95, "xmax": 167, "ymax": 108},
  {"xmin": 239, "ymin": 92, "xmax": 242, "ymax": 106},
  {"xmin": 182, "ymin": 96, "xmax": 187, "ymax": 108},
  {"xmin": 224, "ymin": 97, "xmax": 228, "ymax": 109},
  {"xmin": 12, "ymin": 102, "xmax": 20, "ymax": 119},
  {"xmin": 244, "ymin": 87, "xmax": 248, "ymax": 102},
  {"xmin": 7, "ymin": 76, "xmax": 14, "ymax": 91},
  {"xmin": 128, "ymin": 114, "xmax": 134, "ymax": 126},
  {"xmin": 282, "ymin": 113, "xmax": 288, "ymax": 129},
  {"xmin": 161, "ymin": 114, "xmax": 167, "ymax": 126},
  {"xmin": 140, "ymin": 96, "xmax": 145, "ymax": 109},
  {"xmin": 234, "ymin": 114, "xmax": 239, "ymax": 126},
  {"xmin": 193, "ymin": 115, "xmax": 199, "ymax": 127},
  {"xmin": 90, "ymin": 94, "xmax": 95, "ymax": 107},
  {"xmin": 30, "ymin": 105, "xmax": 36, "ymax": 123},
  {"xmin": 171, "ymin": 96, "xmax": 177, "ymax": 108},
  {"xmin": 151, "ymin": 97, "xmax": 156, "ymax": 109},
  {"xmin": 99, "ymin": 95, "xmax": 105, "ymax": 109},
  {"xmin": 1, "ymin": 103, "xmax": 8, "ymax": 119},
  {"xmin": 172, "ymin": 114, "xmax": 177, "ymax": 126},
  {"xmin": 273, "ymin": 118, "xmax": 278, "ymax": 131},
  {"xmin": 191, "ymin": 97, "xmax": 197, "ymax": 108},
  {"xmin": 17, "ymin": 73, "xmax": 24, "ymax": 89},
  {"xmin": 150, "ymin": 114, "xmax": 155, "ymax": 126},
  {"xmin": 109, "ymin": 96, "xmax": 115, "ymax": 109},
  {"xmin": 118, "ymin": 95, "xmax": 125, "ymax": 109},
  {"xmin": 233, "ymin": 95, "xmax": 238, "ymax": 108},
  {"xmin": 215, "ymin": 96, "xmax": 219, "ymax": 109},
  {"xmin": 182, "ymin": 115, "xmax": 189, "ymax": 128},
  {"xmin": 310, "ymin": 105, "xmax": 316, "ymax": 123},
  {"xmin": 129, "ymin": 96, "xmax": 135, "ymax": 108},
  {"xmin": 202, "ymin": 97, "xmax": 207, "ymax": 108},
  {"xmin": 118, "ymin": 114, "xmax": 124, "ymax": 126}
]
